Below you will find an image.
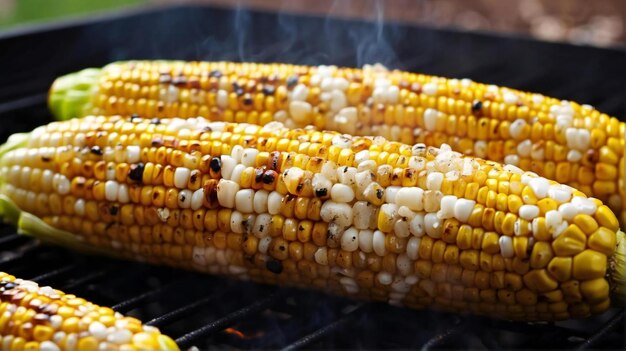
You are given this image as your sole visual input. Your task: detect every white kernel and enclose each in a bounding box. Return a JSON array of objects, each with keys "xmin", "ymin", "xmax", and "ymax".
[
  {"xmin": 423, "ymin": 108, "xmax": 439, "ymax": 131},
  {"xmin": 353, "ymin": 201, "xmax": 375, "ymax": 229},
  {"xmin": 528, "ymin": 177, "xmax": 550, "ymax": 199},
  {"xmin": 174, "ymin": 167, "xmax": 191, "ymax": 189},
  {"xmin": 355, "ymin": 150, "xmax": 370, "ymax": 164},
  {"xmin": 289, "ymin": 101, "xmax": 312, "ymax": 124},
  {"xmin": 384, "ymin": 186, "xmax": 401, "ymax": 204},
  {"xmin": 504, "ymin": 155, "xmax": 520, "ymax": 166},
  {"xmin": 341, "ymin": 227, "xmax": 359, "ymax": 252},
  {"xmin": 89, "ymin": 321, "xmax": 107, "ymax": 340},
  {"xmin": 330, "ymin": 183, "xmax": 355, "ymax": 203},
  {"xmin": 545, "ymin": 210, "xmax": 562, "ymax": 231},
  {"xmin": 315, "ymin": 247, "xmax": 328, "ymax": 265},
  {"xmin": 191, "ymin": 188, "xmax": 205, "ymax": 210},
  {"xmin": 454, "ymin": 198, "xmax": 475, "ymax": 222},
  {"xmin": 117, "ymin": 184, "xmax": 129, "ymax": 203},
  {"xmin": 499, "ymin": 236, "xmax": 514, "ymax": 258},
  {"xmin": 356, "ymin": 229, "xmax": 373, "ymax": 253},
  {"xmin": 553, "ymin": 221, "xmax": 569, "ymax": 238},
  {"xmin": 474, "ymin": 140, "xmax": 487, "ymax": 158},
  {"xmin": 254, "ymin": 237, "xmax": 269, "ymax": 254},
  {"xmin": 216, "ymin": 179, "xmax": 240, "ymax": 208},
  {"xmin": 377, "ymin": 272, "xmax": 393, "ymax": 285},
  {"xmin": 320, "ymin": 201, "xmax": 353, "ymax": 228},
  {"xmin": 126, "ymin": 145, "xmax": 141, "ymax": 164},
  {"xmin": 104, "ymin": 180, "xmax": 119, "ymax": 202},
  {"xmin": 394, "ymin": 219, "xmax": 410, "ymax": 238},
  {"xmin": 423, "ymin": 82, "xmax": 438, "ymax": 96},
  {"xmin": 220, "ymin": 155, "xmax": 237, "ymax": 179},
  {"xmin": 509, "ymin": 118, "xmax": 527, "ymax": 140},
  {"xmin": 74, "ymin": 199, "xmax": 85, "ymax": 216},
  {"xmin": 572, "ymin": 196, "xmax": 597, "ymax": 215},
  {"xmin": 503, "ymin": 91, "xmax": 519, "ymax": 104},
  {"xmin": 40, "ymin": 341, "xmax": 61, "ymax": 351},
  {"xmin": 235, "ymin": 189, "xmax": 255, "ymax": 213},
  {"xmin": 409, "ymin": 213, "xmax": 425, "ymax": 237},
  {"xmin": 291, "ymin": 84, "xmax": 309, "ymax": 101},
  {"xmin": 330, "ymin": 89, "xmax": 347, "ymax": 112},
  {"xmin": 268, "ymin": 191, "xmax": 283, "ymax": 215},
  {"xmin": 230, "ymin": 211, "xmax": 244, "ymax": 233},
  {"xmin": 567, "ymin": 150, "xmax": 582, "ymax": 162},
  {"xmin": 395, "ymin": 187, "xmax": 424, "ymax": 211},
  {"xmin": 241, "ymin": 148, "xmax": 259, "ymax": 167},
  {"xmin": 517, "ymin": 139, "xmax": 532, "ymax": 157},
  {"xmin": 178, "ymin": 189, "xmax": 192, "ymax": 208},
  {"xmin": 50, "ymin": 315, "xmax": 62, "ymax": 329},
  {"xmin": 438, "ymin": 195, "xmax": 457, "ymax": 219},
  {"xmin": 253, "ymin": 214, "xmax": 271, "ymax": 238},
  {"xmin": 373, "ymin": 230, "xmax": 386, "ymax": 256},
  {"xmin": 426, "ymin": 172, "xmax": 444, "ymax": 191},
  {"xmin": 107, "ymin": 329, "xmax": 132, "ymax": 345},
  {"xmin": 229, "ymin": 164, "xmax": 245, "ymax": 183},
  {"xmin": 407, "ymin": 237, "xmax": 421, "ymax": 260},
  {"xmin": 519, "ymin": 204, "xmax": 540, "ymax": 220},
  {"xmin": 253, "ymin": 190, "xmax": 269, "ymax": 213},
  {"xmin": 424, "ymin": 213, "xmax": 442, "ymax": 238},
  {"xmin": 217, "ymin": 89, "xmax": 228, "ymax": 108}
]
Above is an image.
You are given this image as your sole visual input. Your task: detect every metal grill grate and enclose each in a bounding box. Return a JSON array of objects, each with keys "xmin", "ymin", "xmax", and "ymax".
[{"xmin": 0, "ymin": 4, "xmax": 625, "ymax": 349}]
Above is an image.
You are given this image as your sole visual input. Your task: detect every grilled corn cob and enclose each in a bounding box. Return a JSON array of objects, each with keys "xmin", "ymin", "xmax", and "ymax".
[
  {"xmin": 0, "ymin": 272, "xmax": 178, "ymax": 351},
  {"xmin": 1, "ymin": 115, "xmax": 625, "ymax": 321},
  {"xmin": 48, "ymin": 61, "xmax": 626, "ymax": 226}
]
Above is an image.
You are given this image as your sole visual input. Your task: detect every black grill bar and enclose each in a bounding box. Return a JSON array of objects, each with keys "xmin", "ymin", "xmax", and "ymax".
[
  {"xmin": 60, "ymin": 268, "xmax": 109, "ymax": 290},
  {"xmin": 111, "ymin": 280, "xmax": 183, "ymax": 312},
  {"xmin": 0, "ymin": 233, "xmax": 21, "ymax": 245},
  {"xmin": 575, "ymin": 310, "xmax": 625, "ymax": 350},
  {"xmin": 280, "ymin": 305, "xmax": 364, "ymax": 351},
  {"xmin": 175, "ymin": 292, "xmax": 281, "ymax": 349},
  {"xmin": 145, "ymin": 293, "xmax": 222, "ymax": 327},
  {"xmin": 28, "ymin": 264, "xmax": 78, "ymax": 283},
  {"xmin": 420, "ymin": 324, "xmax": 466, "ymax": 351}
]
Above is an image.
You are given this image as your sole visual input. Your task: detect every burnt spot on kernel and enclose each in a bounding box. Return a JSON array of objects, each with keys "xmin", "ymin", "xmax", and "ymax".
[
  {"xmin": 128, "ymin": 163, "xmax": 145, "ymax": 182},
  {"xmin": 266, "ymin": 260, "xmax": 283, "ymax": 274}
]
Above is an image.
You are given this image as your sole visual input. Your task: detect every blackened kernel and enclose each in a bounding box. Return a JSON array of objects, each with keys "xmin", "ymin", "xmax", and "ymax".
[
  {"xmin": 266, "ymin": 260, "xmax": 283, "ymax": 274},
  {"xmin": 209, "ymin": 70, "xmax": 222, "ymax": 78},
  {"xmin": 109, "ymin": 205, "xmax": 119, "ymax": 216},
  {"xmin": 210, "ymin": 157, "xmax": 222, "ymax": 172},
  {"xmin": 376, "ymin": 189, "xmax": 384, "ymax": 199},
  {"xmin": 262, "ymin": 85, "xmax": 275, "ymax": 95},
  {"xmin": 287, "ymin": 75, "xmax": 299, "ymax": 87},
  {"xmin": 128, "ymin": 163, "xmax": 145, "ymax": 182},
  {"xmin": 172, "ymin": 76, "xmax": 188, "ymax": 87},
  {"xmin": 90, "ymin": 146, "xmax": 103, "ymax": 156},
  {"xmin": 472, "ymin": 100, "xmax": 483, "ymax": 112},
  {"xmin": 262, "ymin": 171, "xmax": 276, "ymax": 184},
  {"xmin": 243, "ymin": 94, "xmax": 253, "ymax": 105},
  {"xmin": 315, "ymin": 188, "xmax": 328, "ymax": 197}
]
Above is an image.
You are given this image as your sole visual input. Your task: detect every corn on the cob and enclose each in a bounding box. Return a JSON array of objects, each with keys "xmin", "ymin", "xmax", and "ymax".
[
  {"xmin": 48, "ymin": 61, "xmax": 626, "ymax": 226},
  {"xmin": 0, "ymin": 271, "xmax": 178, "ymax": 351},
  {"xmin": 1, "ymin": 115, "xmax": 625, "ymax": 321}
]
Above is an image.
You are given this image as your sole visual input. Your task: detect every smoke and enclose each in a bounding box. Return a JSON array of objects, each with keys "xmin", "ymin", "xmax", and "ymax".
[{"xmin": 197, "ymin": 0, "xmax": 402, "ymax": 69}]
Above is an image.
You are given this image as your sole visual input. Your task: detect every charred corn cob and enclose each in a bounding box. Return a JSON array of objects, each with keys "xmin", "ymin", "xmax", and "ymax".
[
  {"xmin": 48, "ymin": 61, "xmax": 626, "ymax": 226},
  {"xmin": 1, "ymin": 115, "xmax": 625, "ymax": 321},
  {"xmin": 0, "ymin": 272, "xmax": 178, "ymax": 351}
]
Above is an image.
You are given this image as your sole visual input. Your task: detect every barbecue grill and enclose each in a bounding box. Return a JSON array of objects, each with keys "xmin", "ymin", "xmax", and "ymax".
[{"xmin": 0, "ymin": 4, "xmax": 625, "ymax": 349}]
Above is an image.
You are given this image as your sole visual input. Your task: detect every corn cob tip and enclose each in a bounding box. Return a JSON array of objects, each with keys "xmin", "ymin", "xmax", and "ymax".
[
  {"xmin": 0, "ymin": 272, "xmax": 179, "ymax": 351},
  {"xmin": 48, "ymin": 68, "xmax": 102, "ymax": 121}
]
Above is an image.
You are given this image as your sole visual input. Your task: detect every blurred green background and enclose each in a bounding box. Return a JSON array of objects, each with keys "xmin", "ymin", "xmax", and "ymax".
[{"xmin": 0, "ymin": 0, "xmax": 147, "ymax": 30}]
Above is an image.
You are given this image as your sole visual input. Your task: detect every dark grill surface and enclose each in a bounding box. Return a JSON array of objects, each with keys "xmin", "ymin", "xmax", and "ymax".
[{"xmin": 0, "ymin": 5, "xmax": 625, "ymax": 350}]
